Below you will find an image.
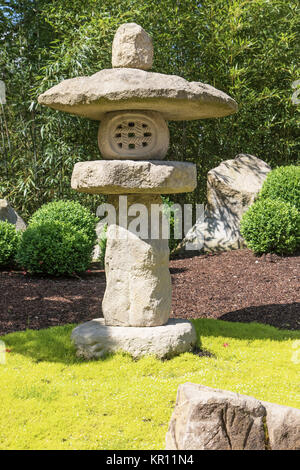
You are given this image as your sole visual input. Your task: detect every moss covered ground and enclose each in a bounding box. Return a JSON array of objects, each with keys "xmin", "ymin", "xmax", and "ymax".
[{"xmin": 0, "ymin": 319, "xmax": 299, "ymax": 450}]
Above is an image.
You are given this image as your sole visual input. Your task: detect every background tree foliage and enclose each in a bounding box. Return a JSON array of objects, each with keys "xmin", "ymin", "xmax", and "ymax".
[{"xmin": 0, "ymin": 0, "xmax": 299, "ymax": 220}]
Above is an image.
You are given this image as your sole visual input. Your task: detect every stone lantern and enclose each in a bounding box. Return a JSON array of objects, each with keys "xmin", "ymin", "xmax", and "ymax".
[{"xmin": 38, "ymin": 23, "xmax": 237, "ymax": 359}]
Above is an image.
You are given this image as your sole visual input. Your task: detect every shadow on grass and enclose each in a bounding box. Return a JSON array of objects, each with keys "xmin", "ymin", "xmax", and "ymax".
[
  {"xmin": 2, "ymin": 324, "xmax": 81, "ymax": 365},
  {"xmin": 219, "ymin": 303, "xmax": 300, "ymax": 331},
  {"xmin": 2, "ymin": 318, "xmax": 299, "ymax": 366},
  {"xmin": 191, "ymin": 317, "xmax": 300, "ymax": 347}
]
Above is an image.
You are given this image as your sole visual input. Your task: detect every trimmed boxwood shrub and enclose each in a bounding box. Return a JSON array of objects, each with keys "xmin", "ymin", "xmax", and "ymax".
[
  {"xmin": 29, "ymin": 200, "xmax": 98, "ymax": 245},
  {"xmin": 16, "ymin": 220, "xmax": 93, "ymax": 275},
  {"xmin": 0, "ymin": 221, "xmax": 20, "ymax": 266},
  {"xmin": 240, "ymin": 198, "xmax": 299, "ymax": 255},
  {"xmin": 259, "ymin": 165, "xmax": 300, "ymax": 209}
]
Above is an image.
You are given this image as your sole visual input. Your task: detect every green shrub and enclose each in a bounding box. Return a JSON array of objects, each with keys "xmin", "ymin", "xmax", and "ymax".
[
  {"xmin": 259, "ymin": 165, "xmax": 300, "ymax": 209},
  {"xmin": 241, "ymin": 198, "xmax": 299, "ymax": 255},
  {"xmin": 16, "ymin": 221, "xmax": 93, "ymax": 275},
  {"xmin": 29, "ymin": 200, "xmax": 98, "ymax": 245},
  {"xmin": 0, "ymin": 221, "xmax": 20, "ymax": 266}
]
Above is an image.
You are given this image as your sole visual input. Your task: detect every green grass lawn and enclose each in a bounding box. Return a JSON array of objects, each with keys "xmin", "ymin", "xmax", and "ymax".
[{"xmin": 0, "ymin": 319, "xmax": 299, "ymax": 450}]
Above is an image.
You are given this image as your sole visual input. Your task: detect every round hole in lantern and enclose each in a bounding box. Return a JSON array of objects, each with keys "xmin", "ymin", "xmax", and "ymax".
[{"xmin": 98, "ymin": 110, "xmax": 169, "ymax": 160}]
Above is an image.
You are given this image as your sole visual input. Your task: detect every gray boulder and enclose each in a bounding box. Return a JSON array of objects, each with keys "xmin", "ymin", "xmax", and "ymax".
[
  {"xmin": 0, "ymin": 199, "xmax": 26, "ymax": 231},
  {"xmin": 178, "ymin": 154, "xmax": 271, "ymax": 253},
  {"xmin": 166, "ymin": 383, "xmax": 300, "ymax": 450}
]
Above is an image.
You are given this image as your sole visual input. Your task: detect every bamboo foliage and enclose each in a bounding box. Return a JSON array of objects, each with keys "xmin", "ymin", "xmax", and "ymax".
[{"xmin": 0, "ymin": 0, "xmax": 299, "ymax": 220}]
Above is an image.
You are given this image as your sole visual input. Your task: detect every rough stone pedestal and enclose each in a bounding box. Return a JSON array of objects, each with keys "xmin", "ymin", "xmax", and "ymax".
[
  {"xmin": 71, "ymin": 318, "xmax": 197, "ymax": 360},
  {"xmin": 103, "ymin": 225, "xmax": 171, "ymax": 327},
  {"xmin": 102, "ymin": 194, "xmax": 171, "ymax": 327}
]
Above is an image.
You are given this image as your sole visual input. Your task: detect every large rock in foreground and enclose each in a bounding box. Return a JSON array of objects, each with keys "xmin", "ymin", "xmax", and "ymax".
[
  {"xmin": 166, "ymin": 383, "xmax": 266, "ymax": 450},
  {"xmin": 71, "ymin": 318, "xmax": 197, "ymax": 360},
  {"xmin": 166, "ymin": 383, "xmax": 300, "ymax": 450},
  {"xmin": 178, "ymin": 154, "xmax": 271, "ymax": 253},
  {"xmin": 262, "ymin": 400, "xmax": 300, "ymax": 450},
  {"xmin": 0, "ymin": 199, "xmax": 26, "ymax": 231}
]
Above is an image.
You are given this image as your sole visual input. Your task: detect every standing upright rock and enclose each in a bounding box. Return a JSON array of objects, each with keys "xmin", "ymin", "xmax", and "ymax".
[{"xmin": 179, "ymin": 154, "xmax": 271, "ymax": 253}]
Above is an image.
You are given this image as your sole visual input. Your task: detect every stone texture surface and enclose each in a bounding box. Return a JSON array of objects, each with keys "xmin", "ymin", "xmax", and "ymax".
[
  {"xmin": 112, "ymin": 23, "xmax": 153, "ymax": 70},
  {"xmin": 71, "ymin": 160, "xmax": 197, "ymax": 194},
  {"xmin": 71, "ymin": 318, "xmax": 197, "ymax": 360},
  {"xmin": 166, "ymin": 383, "xmax": 266, "ymax": 450},
  {"xmin": 262, "ymin": 400, "xmax": 300, "ymax": 450},
  {"xmin": 166, "ymin": 383, "xmax": 300, "ymax": 450},
  {"xmin": 0, "ymin": 199, "xmax": 26, "ymax": 231},
  {"xmin": 98, "ymin": 110, "xmax": 169, "ymax": 160},
  {"xmin": 177, "ymin": 154, "xmax": 271, "ymax": 253},
  {"xmin": 102, "ymin": 194, "xmax": 171, "ymax": 327},
  {"xmin": 38, "ymin": 68, "xmax": 238, "ymax": 121}
]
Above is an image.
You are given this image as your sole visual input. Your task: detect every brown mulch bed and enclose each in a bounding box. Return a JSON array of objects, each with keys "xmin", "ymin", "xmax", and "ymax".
[{"xmin": 0, "ymin": 249, "xmax": 299, "ymax": 336}]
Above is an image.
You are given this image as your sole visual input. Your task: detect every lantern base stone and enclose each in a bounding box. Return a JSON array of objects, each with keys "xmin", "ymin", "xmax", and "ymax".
[{"xmin": 71, "ymin": 318, "xmax": 197, "ymax": 360}]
